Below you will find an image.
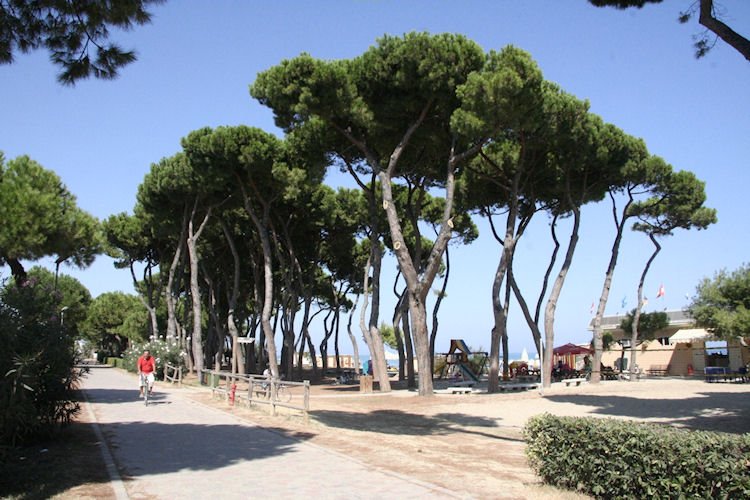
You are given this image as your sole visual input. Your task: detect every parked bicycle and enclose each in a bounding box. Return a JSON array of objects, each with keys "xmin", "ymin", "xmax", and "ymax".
[{"xmin": 255, "ymin": 381, "xmax": 292, "ymax": 403}]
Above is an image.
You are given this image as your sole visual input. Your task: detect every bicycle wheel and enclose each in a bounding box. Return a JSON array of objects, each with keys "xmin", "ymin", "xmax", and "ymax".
[
  {"xmin": 141, "ymin": 374, "xmax": 149, "ymax": 406},
  {"xmin": 277, "ymin": 385, "xmax": 292, "ymax": 403}
]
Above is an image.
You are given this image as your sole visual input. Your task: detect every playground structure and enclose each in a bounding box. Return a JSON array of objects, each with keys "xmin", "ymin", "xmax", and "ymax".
[{"xmin": 436, "ymin": 339, "xmax": 488, "ymax": 383}]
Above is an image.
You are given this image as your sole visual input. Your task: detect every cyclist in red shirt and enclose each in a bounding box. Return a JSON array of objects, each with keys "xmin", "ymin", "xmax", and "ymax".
[{"xmin": 137, "ymin": 349, "xmax": 156, "ymax": 398}]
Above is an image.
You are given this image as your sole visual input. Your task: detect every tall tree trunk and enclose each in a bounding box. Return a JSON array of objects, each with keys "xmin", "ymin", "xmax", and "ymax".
[
  {"xmin": 488, "ymin": 198, "xmax": 521, "ymax": 392},
  {"xmin": 392, "ymin": 286, "xmax": 407, "ymax": 381},
  {"xmin": 367, "ymin": 239, "xmax": 391, "ymax": 391},
  {"xmin": 166, "ymin": 207, "xmax": 188, "ymax": 342},
  {"xmin": 543, "ymin": 205, "xmax": 581, "ymax": 388},
  {"xmin": 510, "ymin": 214, "xmax": 555, "ymax": 375},
  {"xmin": 187, "ymin": 199, "xmax": 212, "ymax": 374},
  {"xmin": 220, "ymin": 219, "xmax": 243, "ymax": 374},
  {"xmin": 319, "ymin": 309, "xmax": 334, "ymax": 375},
  {"xmin": 236, "ymin": 182, "xmax": 280, "ymax": 379},
  {"xmin": 347, "ymin": 293, "xmax": 362, "ymax": 375},
  {"xmin": 629, "ymin": 233, "xmax": 662, "ymax": 381},
  {"xmin": 401, "ymin": 298, "xmax": 415, "ymax": 388},
  {"xmin": 344, "ymin": 105, "xmax": 480, "ymax": 395},
  {"xmin": 591, "ymin": 192, "xmax": 632, "ymax": 383},
  {"xmin": 430, "ymin": 245, "xmax": 450, "ymax": 374}
]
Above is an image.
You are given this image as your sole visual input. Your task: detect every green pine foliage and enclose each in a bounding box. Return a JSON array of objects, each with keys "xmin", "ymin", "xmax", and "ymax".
[{"xmin": 524, "ymin": 413, "xmax": 750, "ymax": 499}]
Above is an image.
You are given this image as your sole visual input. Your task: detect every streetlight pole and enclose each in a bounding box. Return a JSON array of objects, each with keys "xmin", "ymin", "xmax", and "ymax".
[{"xmin": 60, "ymin": 306, "xmax": 69, "ymax": 326}]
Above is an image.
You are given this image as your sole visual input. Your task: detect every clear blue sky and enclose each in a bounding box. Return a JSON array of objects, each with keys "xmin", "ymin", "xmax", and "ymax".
[{"xmin": 2, "ymin": 0, "xmax": 748, "ymax": 357}]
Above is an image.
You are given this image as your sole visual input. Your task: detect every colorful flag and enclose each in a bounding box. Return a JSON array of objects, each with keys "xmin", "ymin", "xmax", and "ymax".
[
  {"xmin": 656, "ymin": 284, "xmax": 665, "ymax": 298},
  {"xmin": 642, "ymin": 297, "xmax": 648, "ymax": 308}
]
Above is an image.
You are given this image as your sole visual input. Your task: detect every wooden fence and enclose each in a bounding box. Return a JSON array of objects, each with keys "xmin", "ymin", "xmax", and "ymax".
[
  {"xmin": 164, "ymin": 363, "xmax": 183, "ymax": 386},
  {"xmin": 199, "ymin": 369, "xmax": 310, "ymax": 422}
]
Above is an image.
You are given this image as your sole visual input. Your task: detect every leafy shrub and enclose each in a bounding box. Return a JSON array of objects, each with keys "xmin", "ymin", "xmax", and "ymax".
[
  {"xmin": 121, "ymin": 337, "xmax": 186, "ymax": 379},
  {"xmin": 105, "ymin": 357, "xmax": 123, "ymax": 368},
  {"xmin": 524, "ymin": 413, "xmax": 750, "ymax": 499},
  {"xmin": 0, "ymin": 278, "xmax": 80, "ymax": 447}
]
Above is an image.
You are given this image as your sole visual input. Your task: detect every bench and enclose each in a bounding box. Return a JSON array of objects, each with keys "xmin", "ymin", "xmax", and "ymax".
[
  {"xmin": 498, "ymin": 382, "xmax": 539, "ymax": 392},
  {"xmin": 648, "ymin": 365, "xmax": 670, "ymax": 376},
  {"xmin": 564, "ymin": 377, "xmax": 587, "ymax": 387},
  {"xmin": 448, "ymin": 386, "xmax": 473, "ymax": 394}
]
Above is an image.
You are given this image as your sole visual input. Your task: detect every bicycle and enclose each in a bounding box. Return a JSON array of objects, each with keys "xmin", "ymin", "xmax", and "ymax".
[
  {"xmin": 255, "ymin": 381, "xmax": 292, "ymax": 403},
  {"xmin": 140, "ymin": 372, "xmax": 153, "ymax": 406}
]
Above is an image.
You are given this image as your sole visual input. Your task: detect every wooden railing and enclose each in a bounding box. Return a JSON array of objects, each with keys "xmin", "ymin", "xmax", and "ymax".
[
  {"xmin": 164, "ymin": 363, "xmax": 183, "ymax": 386},
  {"xmin": 199, "ymin": 369, "xmax": 310, "ymax": 422}
]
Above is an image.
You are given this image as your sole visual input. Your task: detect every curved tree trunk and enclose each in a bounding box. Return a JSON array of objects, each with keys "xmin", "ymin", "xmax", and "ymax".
[
  {"xmin": 543, "ymin": 205, "xmax": 580, "ymax": 388},
  {"xmin": 629, "ymin": 233, "xmax": 662, "ymax": 381},
  {"xmin": 237, "ymin": 184, "xmax": 280, "ymax": 378},
  {"xmin": 430, "ymin": 245, "xmax": 450, "ymax": 374},
  {"xmin": 187, "ymin": 199, "xmax": 212, "ymax": 374},
  {"xmin": 591, "ymin": 192, "xmax": 633, "ymax": 383},
  {"xmin": 166, "ymin": 206, "xmax": 188, "ymax": 342}
]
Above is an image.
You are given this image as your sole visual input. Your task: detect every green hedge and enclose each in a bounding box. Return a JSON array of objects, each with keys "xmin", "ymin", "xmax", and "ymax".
[
  {"xmin": 524, "ymin": 414, "xmax": 750, "ymax": 499},
  {"xmin": 105, "ymin": 357, "xmax": 123, "ymax": 369}
]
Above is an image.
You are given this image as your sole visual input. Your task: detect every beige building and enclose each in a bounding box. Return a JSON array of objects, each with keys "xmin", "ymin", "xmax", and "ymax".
[
  {"xmin": 299, "ymin": 353, "xmax": 360, "ymax": 370},
  {"xmin": 589, "ymin": 310, "xmax": 750, "ymax": 376}
]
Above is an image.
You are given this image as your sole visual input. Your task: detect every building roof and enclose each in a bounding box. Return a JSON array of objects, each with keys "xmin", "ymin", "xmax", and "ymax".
[{"xmin": 587, "ymin": 309, "xmax": 694, "ymax": 332}]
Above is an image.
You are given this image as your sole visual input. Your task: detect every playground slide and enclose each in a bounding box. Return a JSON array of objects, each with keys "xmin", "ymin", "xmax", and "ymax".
[{"xmin": 458, "ymin": 362, "xmax": 479, "ymax": 383}]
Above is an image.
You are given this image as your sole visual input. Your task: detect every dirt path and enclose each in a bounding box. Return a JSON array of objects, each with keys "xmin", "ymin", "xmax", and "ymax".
[{"xmin": 187, "ymin": 377, "xmax": 750, "ymax": 500}]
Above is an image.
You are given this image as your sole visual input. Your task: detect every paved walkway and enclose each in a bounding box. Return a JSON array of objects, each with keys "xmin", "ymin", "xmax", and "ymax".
[{"xmin": 82, "ymin": 365, "xmax": 467, "ymax": 500}]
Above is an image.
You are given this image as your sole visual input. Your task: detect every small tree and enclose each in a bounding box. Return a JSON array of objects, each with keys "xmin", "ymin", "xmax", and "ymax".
[
  {"xmin": 689, "ymin": 264, "xmax": 750, "ymax": 342},
  {"xmin": 620, "ymin": 309, "xmax": 669, "ymax": 342},
  {"xmin": 626, "ymin": 170, "xmax": 716, "ymax": 377}
]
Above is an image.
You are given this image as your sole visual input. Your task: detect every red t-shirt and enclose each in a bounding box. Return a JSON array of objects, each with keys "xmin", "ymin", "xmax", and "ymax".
[{"xmin": 138, "ymin": 355, "xmax": 156, "ymax": 374}]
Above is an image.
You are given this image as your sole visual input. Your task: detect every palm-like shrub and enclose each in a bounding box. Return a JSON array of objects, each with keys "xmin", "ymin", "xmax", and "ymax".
[{"xmin": 0, "ymin": 278, "xmax": 80, "ymax": 449}]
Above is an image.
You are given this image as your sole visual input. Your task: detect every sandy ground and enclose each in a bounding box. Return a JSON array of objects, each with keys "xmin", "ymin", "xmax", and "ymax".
[{"xmin": 187, "ymin": 376, "xmax": 750, "ymax": 500}]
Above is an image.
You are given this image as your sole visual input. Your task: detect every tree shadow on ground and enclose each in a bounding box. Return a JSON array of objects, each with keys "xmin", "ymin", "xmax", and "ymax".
[
  {"xmin": 101, "ymin": 420, "xmax": 315, "ymax": 480},
  {"xmin": 1, "ymin": 421, "xmax": 116, "ymax": 500},
  {"xmin": 309, "ymin": 409, "xmax": 523, "ymax": 442},
  {"xmin": 82, "ymin": 388, "xmax": 168, "ymax": 404},
  {"xmin": 543, "ymin": 391, "xmax": 750, "ymax": 434},
  {"xmin": 1, "ymin": 401, "xmax": 319, "ymax": 498}
]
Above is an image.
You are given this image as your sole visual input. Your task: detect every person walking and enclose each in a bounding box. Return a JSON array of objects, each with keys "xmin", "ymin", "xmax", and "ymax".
[{"xmin": 137, "ymin": 349, "xmax": 156, "ymax": 398}]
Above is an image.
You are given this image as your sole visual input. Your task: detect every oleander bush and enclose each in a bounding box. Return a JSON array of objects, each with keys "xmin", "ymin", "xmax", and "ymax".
[
  {"xmin": 0, "ymin": 278, "xmax": 80, "ymax": 448},
  {"xmin": 121, "ymin": 338, "xmax": 185, "ymax": 379},
  {"xmin": 524, "ymin": 413, "xmax": 750, "ymax": 499}
]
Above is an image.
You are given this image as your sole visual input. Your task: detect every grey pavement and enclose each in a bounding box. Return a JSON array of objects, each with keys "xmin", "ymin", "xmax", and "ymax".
[{"xmin": 81, "ymin": 365, "xmax": 468, "ymax": 500}]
